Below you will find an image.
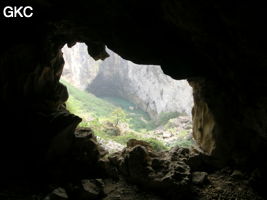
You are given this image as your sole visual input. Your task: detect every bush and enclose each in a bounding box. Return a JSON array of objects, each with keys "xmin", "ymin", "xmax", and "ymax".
[
  {"xmin": 104, "ymin": 126, "xmax": 121, "ymax": 136},
  {"xmin": 146, "ymin": 112, "xmax": 182, "ymax": 130},
  {"xmin": 143, "ymin": 138, "xmax": 167, "ymax": 152},
  {"xmin": 169, "ymin": 139, "xmax": 193, "ymax": 148},
  {"xmin": 89, "ymin": 117, "xmax": 101, "ymax": 129},
  {"xmin": 78, "ymin": 121, "xmax": 90, "ymax": 128},
  {"xmin": 115, "ymin": 132, "xmax": 140, "ymax": 144},
  {"xmin": 156, "ymin": 112, "xmax": 181, "ymax": 126},
  {"xmin": 110, "ymin": 108, "xmax": 128, "ymax": 127}
]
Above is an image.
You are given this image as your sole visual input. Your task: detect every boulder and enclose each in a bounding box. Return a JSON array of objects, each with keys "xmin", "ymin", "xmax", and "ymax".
[
  {"xmin": 192, "ymin": 171, "xmax": 208, "ymax": 185},
  {"xmin": 163, "ymin": 131, "xmax": 172, "ymax": 138},
  {"xmin": 126, "ymin": 139, "xmax": 153, "ymax": 151},
  {"xmin": 104, "ymin": 123, "xmax": 121, "ymax": 136},
  {"xmin": 62, "ymin": 179, "xmax": 105, "ymax": 200},
  {"xmin": 109, "ymin": 142, "xmax": 192, "ymax": 199},
  {"xmin": 231, "ymin": 170, "xmax": 244, "ymax": 179},
  {"xmin": 46, "ymin": 127, "xmax": 109, "ymax": 183},
  {"xmin": 81, "ymin": 179, "xmax": 105, "ymax": 199}
]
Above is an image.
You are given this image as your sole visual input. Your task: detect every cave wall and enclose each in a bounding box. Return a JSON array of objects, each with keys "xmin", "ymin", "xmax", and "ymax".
[
  {"xmin": 0, "ymin": 0, "xmax": 267, "ymax": 178},
  {"xmin": 190, "ymin": 77, "xmax": 267, "ymax": 168}
]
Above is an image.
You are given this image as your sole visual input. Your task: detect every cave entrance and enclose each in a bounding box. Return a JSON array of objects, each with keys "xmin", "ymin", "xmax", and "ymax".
[{"xmin": 60, "ymin": 43, "xmax": 194, "ymax": 153}]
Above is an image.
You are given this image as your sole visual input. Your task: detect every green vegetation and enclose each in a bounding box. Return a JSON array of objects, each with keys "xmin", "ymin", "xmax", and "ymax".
[
  {"xmin": 144, "ymin": 138, "xmax": 168, "ymax": 151},
  {"xmin": 103, "ymin": 96, "xmax": 151, "ymax": 130},
  {"xmin": 110, "ymin": 108, "xmax": 128, "ymax": 127},
  {"xmin": 166, "ymin": 130, "xmax": 193, "ymax": 148},
  {"xmin": 156, "ymin": 112, "xmax": 181, "ymax": 126},
  {"xmin": 61, "ymin": 79, "xmax": 116, "ymax": 117},
  {"xmin": 146, "ymin": 112, "xmax": 181, "ymax": 130},
  {"xmin": 61, "ymin": 79, "xmax": 192, "ymax": 152}
]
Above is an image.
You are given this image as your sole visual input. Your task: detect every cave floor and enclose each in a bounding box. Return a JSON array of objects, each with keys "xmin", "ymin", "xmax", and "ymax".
[
  {"xmin": 191, "ymin": 168, "xmax": 264, "ymax": 200},
  {"xmin": 0, "ymin": 168, "xmax": 264, "ymax": 200},
  {"xmin": 104, "ymin": 168, "xmax": 264, "ymax": 200}
]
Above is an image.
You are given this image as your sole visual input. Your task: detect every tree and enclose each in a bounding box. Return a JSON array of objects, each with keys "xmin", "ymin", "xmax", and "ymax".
[{"xmin": 110, "ymin": 108, "xmax": 128, "ymax": 127}]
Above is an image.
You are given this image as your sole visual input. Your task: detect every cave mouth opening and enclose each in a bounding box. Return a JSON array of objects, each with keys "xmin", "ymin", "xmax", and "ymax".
[{"xmin": 60, "ymin": 42, "xmax": 195, "ymax": 153}]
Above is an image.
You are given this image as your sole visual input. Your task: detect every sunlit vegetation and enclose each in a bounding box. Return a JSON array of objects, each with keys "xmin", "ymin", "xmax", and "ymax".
[{"xmin": 61, "ymin": 79, "xmax": 193, "ymax": 151}]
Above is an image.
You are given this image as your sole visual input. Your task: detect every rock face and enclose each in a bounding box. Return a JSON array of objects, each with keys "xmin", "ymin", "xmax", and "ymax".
[
  {"xmin": 62, "ymin": 43, "xmax": 193, "ymax": 119},
  {"xmin": 46, "ymin": 127, "xmax": 109, "ymax": 183},
  {"xmin": 62, "ymin": 44, "xmax": 101, "ymax": 90},
  {"xmin": 189, "ymin": 77, "xmax": 267, "ymax": 169},
  {"xmin": 109, "ymin": 142, "xmax": 192, "ymax": 199},
  {"xmin": 190, "ymin": 80, "xmax": 216, "ymax": 156}
]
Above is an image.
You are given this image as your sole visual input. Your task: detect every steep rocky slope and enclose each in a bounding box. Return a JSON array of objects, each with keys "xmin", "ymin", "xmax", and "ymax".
[{"xmin": 62, "ymin": 43, "xmax": 193, "ymax": 119}]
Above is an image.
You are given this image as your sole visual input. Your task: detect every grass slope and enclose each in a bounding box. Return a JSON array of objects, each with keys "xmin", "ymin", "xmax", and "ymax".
[
  {"xmin": 60, "ymin": 78, "xmax": 192, "ymax": 151},
  {"xmin": 61, "ymin": 79, "xmax": 116, "ymax": 117}
]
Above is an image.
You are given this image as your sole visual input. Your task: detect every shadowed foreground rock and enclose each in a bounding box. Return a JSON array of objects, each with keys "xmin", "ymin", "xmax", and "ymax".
[
  {"xmin": 46, "ymin": 127, "xmax": 108, "ymax": 183},
  {"xmin": 109, "ymin": 140, "xmax": 193, "ymax": 199}
]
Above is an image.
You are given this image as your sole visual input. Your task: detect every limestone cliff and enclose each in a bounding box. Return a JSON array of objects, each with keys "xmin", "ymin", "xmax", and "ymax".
[
  {"xmin": 62, "ymin": 43, "xmax": 193, "ymax": 119},
  {"xmin": 62, "ymin": 44, "xmax": 100, "ymax": 90}
]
